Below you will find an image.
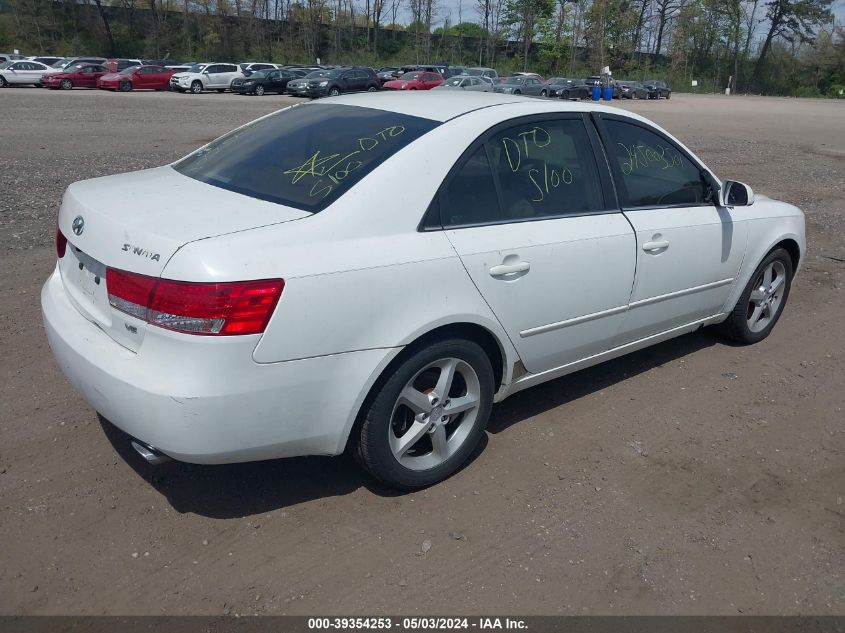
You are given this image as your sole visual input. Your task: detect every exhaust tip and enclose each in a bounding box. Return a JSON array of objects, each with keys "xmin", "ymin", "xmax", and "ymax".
[{"xmin": 131, "ymin": 440, "xmax": 172, "ymax": 465}]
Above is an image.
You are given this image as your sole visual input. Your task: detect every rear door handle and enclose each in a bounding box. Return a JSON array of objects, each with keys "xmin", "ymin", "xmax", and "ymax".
[
  {"xmin": 642, "ymin": 240, "xmax": 670, "ymax": 252},
  {"xmin": 489, "ymin": 262, "xmax": 530, "ymax": 277}
]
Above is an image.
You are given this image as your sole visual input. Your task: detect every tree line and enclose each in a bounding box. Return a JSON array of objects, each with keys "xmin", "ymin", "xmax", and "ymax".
[{"xmin": 0, "ymin": 0, "xmax": 842, "ymax": 96}]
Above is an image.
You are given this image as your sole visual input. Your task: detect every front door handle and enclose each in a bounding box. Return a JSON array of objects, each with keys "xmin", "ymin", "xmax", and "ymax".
[
  {"xmin": 489, "ymin": 262, "xmax": 530, "ymax": 277},
  {"xmin": 642, "ymin": 240, "xmax": 670, "ymax": 252}
]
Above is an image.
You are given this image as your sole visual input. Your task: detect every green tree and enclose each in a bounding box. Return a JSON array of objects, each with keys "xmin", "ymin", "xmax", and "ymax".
[
  {"xmin": 504, "ymin": 0, "xmax": 554, "ymax": 70},
  {"xmin": 751, "ymin": 0, "xmax": 833, "ymax": 91}
]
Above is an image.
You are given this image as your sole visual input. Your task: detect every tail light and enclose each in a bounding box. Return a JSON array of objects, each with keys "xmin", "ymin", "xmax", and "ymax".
[
  {"xmin": 106, "ymin": 268, "xmax": 284, "ymax": 336},
  {"xmin": 56, "ymin": 226, "xmax": 67, "ymax": 258}
]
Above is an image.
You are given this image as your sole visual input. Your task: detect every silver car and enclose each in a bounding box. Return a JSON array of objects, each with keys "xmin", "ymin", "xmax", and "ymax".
[{"xmin": 433, "ymin": 75, "xmax": 491, "ymax": 92}]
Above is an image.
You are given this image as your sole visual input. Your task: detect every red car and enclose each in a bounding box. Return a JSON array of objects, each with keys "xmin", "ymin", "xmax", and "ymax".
[
  {"xmin": 97, "ymin": 65, "xmax": 176, "ymax": 92},
  {"xmin": 41, "ymin": 64, "xmax": 108, "ymax": 90},
  {"xmin": 383, "ymin": 71, "xmax": 444, "ymax": 90}
]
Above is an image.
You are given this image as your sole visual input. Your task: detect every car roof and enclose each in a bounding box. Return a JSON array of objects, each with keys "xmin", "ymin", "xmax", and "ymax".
[{"xmin": 325, "ymin": 91, "xmax": 657, "ymax": 124}]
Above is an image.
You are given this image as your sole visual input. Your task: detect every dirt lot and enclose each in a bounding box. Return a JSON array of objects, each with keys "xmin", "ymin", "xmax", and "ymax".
[{"xmin": 1, "ymin": 89, "xmax": 843, "ymax": 616}]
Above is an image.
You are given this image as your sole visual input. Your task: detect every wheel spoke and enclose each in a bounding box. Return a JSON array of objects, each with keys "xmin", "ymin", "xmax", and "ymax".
[
  {"xmin": 430, "ymin": 425, "xmax": 448, "ymax": 458},
  {"xmin": 769, "ymin": 273, "xmax": 785, "ymax": 294},
  {"xmin": 398, "ymin": 387, "xmax": 432, "ymax": 414},
  {"xmin": 444, "ymin": 393, "xmax": 478, "ymax": 416},
  {"xmin": 748, "ymin": 304, "xmax": 764, "ymax": 326},
  {"xmin": 434, "ymin": 359, "xmax": 458, "ymax": 399},
  {"xmin": 390, "ymin": 420, "xmax": 430, "ymax": 458},
  {"xmin": 763, "ymin": 265, "xmax": 773, "ymax": 288}
]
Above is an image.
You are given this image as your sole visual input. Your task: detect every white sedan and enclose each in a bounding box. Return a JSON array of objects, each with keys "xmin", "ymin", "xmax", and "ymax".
[
  {"xmin": 42, "ymin": 93, "xmax": 805, "ymax": 488},
  {"xmin": 0, "ymin": 60, "xmax": 51, "ymax": 86}
]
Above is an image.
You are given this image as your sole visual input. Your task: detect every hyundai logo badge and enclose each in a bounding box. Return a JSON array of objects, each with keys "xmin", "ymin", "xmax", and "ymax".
[{"xmin": 72, "ymin": 216, "xmax": 84, "ymax": 236}]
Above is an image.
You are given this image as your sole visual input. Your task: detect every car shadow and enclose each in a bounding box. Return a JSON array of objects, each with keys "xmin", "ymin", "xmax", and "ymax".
[
  {"xmin": 488, "ymin": 328, "xmax": 719, "ymax": 434},
  {"xmin": 100, "ymin": 328, "xmax": 719, "ymax": 518}
]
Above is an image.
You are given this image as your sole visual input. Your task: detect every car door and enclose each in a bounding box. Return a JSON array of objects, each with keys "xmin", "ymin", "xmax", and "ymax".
[
  {"xmin": 133, "ymin": 67, "xmax": 150, "ymax": 88},
  {"xmin": 78, "ymin": 65, "xmax": 98, "ymax": 87},
  {"xmin": 593, "ymin": 113, "xmax": 748, "ymax": 344},
  {"xmin": 440, "ymin": 115, "xmax": 636, "ymax": 374},
  {"xmin": 204, "ymin": 64, "xmax": 223, "ymax": 88}
]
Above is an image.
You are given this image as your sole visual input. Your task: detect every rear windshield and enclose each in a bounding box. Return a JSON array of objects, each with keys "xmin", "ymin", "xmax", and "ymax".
[{"xmin": 174, "ymin": 103, "xmax": 439, "ymax": 212}]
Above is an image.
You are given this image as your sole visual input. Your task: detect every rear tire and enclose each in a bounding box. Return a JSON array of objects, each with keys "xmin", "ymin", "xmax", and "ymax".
[
  {"xmin": 0, "ymin": 77, "xmax": 7, "ymax": 87},
  {"xmin": 540, "ymin": 89, "xmax": 548, "ymax": 97},
  {"xmin": 355, "ymin": 338, "xmax": 494, "ymax": 489},
  {"xmin": 716, "ymin": 248, "xmax": 793, "ymax": 345}
]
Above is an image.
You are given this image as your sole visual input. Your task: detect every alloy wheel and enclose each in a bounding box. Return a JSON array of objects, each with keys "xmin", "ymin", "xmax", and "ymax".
[
  {"xmin": 747, "ymin": 260, "xmax": 786, "ymax": 333},
  {"xmin": 61, "ymin": 79, "xmax": 72, "ymax": 90},
  {"xmin": 388, "ymin": 357, "xmax": 481, "ymax": 471},
  {"xmin": 255, "ymin": 85, "xmax": 265, "ymax": 96}
]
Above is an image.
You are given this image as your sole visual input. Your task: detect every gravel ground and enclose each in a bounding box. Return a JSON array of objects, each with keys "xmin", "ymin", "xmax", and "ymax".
[{"xmin": 1, "ymin": 88, "xmax": 843, "ymax": 616}]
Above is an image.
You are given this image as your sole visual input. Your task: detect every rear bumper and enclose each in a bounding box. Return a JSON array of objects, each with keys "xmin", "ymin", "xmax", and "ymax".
[{"xmin": 41, "ymin": 266, "xmax": 398, "ymax": 464}]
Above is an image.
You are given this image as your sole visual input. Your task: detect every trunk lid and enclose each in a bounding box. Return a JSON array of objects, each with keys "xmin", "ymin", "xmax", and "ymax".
[{"xmin": 57, "ymin": 166, "xmax": 310, "ymax": 351}]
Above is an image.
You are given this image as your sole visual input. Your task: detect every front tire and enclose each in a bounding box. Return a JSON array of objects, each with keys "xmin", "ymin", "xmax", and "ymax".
[
  {"xmin": 328, "ymin": 86, "xmax": 341, "ymax": 96},
  {"xmin": 356, "ymin": 338, "xmax": 494, "ymax": 489},
  {"xmin": 60, "ymin": 79, "xmax": 73, "ymax": 90},
  {"xmin": 716, "ymin": 248, "xmax": 793, "ymax": 345},
  {"xmin": 119, "ymin": 80, "xmax": 132, "ymax": 92},
  {"xmin": 254, "ymin": 84, "xmax": 265, "ymax": 96},
  {"xmin": 190, "ymin": 80, "xmax": 203, "ymax": 94},
  {"xmin": 540, "ymin": 89, "xmax": 548, "ymax": 97}
]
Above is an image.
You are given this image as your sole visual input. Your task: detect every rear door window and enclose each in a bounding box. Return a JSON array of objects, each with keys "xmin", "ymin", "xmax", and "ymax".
[
  {"xmin": 174, "ymin": 103, "xmax": 440, "ymax": 212},
  {"xmin": 487, "ymin": 118, "xmax": 604, "ymax": 220}
]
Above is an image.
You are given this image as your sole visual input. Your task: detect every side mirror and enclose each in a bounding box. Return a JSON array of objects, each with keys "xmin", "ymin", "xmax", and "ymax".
[{"xmin": 722, "ymin": 180, "xmax": 755, "ymax": 207}]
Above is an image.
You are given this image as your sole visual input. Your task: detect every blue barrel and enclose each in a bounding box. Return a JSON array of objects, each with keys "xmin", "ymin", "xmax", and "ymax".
[
  {"xmin": 603, "ymin": 86, "xmax": 613, "ymax": 100},
  {"xmin": 591, "ymin": 85, "xmax": 601, "ymax": 101}
]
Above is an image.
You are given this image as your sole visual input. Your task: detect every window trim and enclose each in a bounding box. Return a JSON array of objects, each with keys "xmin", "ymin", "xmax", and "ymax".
[
  {"xmin": 590, "ymin": 112, "xmax": 720, "ymax": 212},
  {"xmin": 419, "ymin": 113, "xmax": 620, "ymax": 232}
]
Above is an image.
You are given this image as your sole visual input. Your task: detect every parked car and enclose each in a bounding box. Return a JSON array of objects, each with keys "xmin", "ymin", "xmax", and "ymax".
[
  {"xmin": 44, "ymin": 93, "xmax": 805, "ymax": 489},
  {"xmin": 492, "ymin": 75, "xmax": 545, "ymax": 96},
  {"xmin": 53, "ymin": 57, "xmax": 107, "ymax": 70},
  {"xmin": 169, "ymin": 62, "xmax": 242, "ymax": 93},
  {"xmin": 433, "ymin": 75, "xmax": 491, "ymax": 92},
  {"xmin": 0, "ymin": 52, "xmax": 26, "ymax": 63},
  {"xmin": 238, "ymin": 62, "xmax": 279, "ymax": 76},
  {"xmin": 231, "ymin": 68, "xmax": 300, "ymax": 95},
  {"xmin": 28, "ymin": 56, "xmax": 64, "ymax": 66},
  {"xmin": 377, "ymin": 67, "xmax": 401, "ymax": 84},
  {"xmin": 643, "ymin": 79, "xmax": 672, "ymax": 99},
  {"xmin": 41, "ymin": 64, "xmax": 108, "ymax": 89},
  {"xmin": 97, "ymin": 65, "xmax": 175, "ymax": 91},
  {"xmin": 0, "ymin": 60, "xmax": 52, "ymax": 87},
  {"xmin": 401, "ymin": 64, "xmax": 455, "ymax": 78},
  {"xmin": 619, "ymin": 80, "xmax": 649, "ymax": 99},
  {"xmin": 545, "ymin": 77, "xmax": 589, "ymax": 99},
  {"xmin": 463, "ymin": 67, "xmax": 499, "ymax": 81},
  {"xmin": 286, "ymin": 66, "xmax": 380, "ymax": 97},
  {"xmin": 383, "ymin": 71, "xmax": 444, "ymax": 91},
  {"xmin": 104, "ymin": 58, "xmax": 143, "ymax": 73}
]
